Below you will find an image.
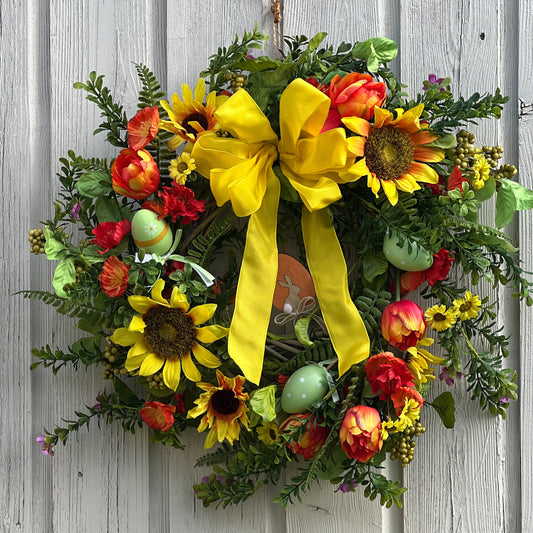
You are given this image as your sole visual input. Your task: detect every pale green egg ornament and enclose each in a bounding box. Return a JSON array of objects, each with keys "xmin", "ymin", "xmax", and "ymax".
[
  {"xmin": 382, "ymin": 230, "xmax": 433, "ymax": 271},
  {"xmin": 131, "ymin": 209, "xmax": 173, "ymax": 255},
  {"xmin": 281, "ymin": 365, "xmax": 329, "ymax": 414}
]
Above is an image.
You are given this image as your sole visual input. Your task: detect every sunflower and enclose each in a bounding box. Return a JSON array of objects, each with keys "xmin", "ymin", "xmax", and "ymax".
[
  {"xmin": 256, "ymin": 421, "xmax": 281, "ymax": 445},
  {"xmin": 406, "ymin": 337, "xmax": 445, "ymax": 386},
  {"xmin": 169, "ymin": 152, "xmax": 196, "ymax": 184},
  {"xmin": 110, "ymin": 279, "xmax": 228, "ymax": 391},
  {"xmin": 342, "ymin": 104, "xmax": 444, "ymax": 205},
  {"xmin": 452, "ymin": 291, "xmax": 482, "ymax": 321},
  {"xmin": 425, "ymin": 304, "xmax": 457, "ymax": 332},
  {"xmin": 187, "ymin": 370, "xmax": 249, "ymax": 448},
  {"xmin": 160, "ymin": 78, "xmax": 225, "ymax": 150}
]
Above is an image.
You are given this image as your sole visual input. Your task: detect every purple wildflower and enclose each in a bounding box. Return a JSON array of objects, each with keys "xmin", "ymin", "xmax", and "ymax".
[
  {"xmin": 500, "ymin": 396, "xmax": 510, "ymax": 404},
  {"xmin": 94, "ymin": 391, "xmax": 102, "ymax": 410},
  {"xmin": 439, "ymin": 368, "xmax": 462, "ymax": 386},
  {"xmin": 423, "ymin": 74, "xmax": 445, "ymax": 92},
  {"xmin": 36, "ymin": 436, "xmax": 54, "ymax": 456},
  {"xmin": 71, "ymin": 201, "xmax": 83, "ymax": 221},
  {"xmin": 335, "ymin": 479, "xmax": 358, "ymax": 493}
]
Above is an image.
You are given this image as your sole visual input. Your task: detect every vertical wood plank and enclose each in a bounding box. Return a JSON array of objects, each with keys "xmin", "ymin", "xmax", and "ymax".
[
  {"xmin": 281, "ymin": 1, "xmax": 400, "ymax": 531},
  {"xmin": 1, "ymin": 0, "xmax": 33, "ymax": 531},
  {"xmin": 400, "ymin": 1, "xmax": 521, "ymax": 532},
  {"xmin": 519, "ymin": 1, "xmax": 533, "ymax": 532}
]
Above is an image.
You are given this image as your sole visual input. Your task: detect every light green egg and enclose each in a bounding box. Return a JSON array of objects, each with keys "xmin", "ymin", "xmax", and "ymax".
[
  {"xmin": 131, "ymin": 209, "xmax": 173, "ymax": 255},
  {"xmin": 382, "ymin": 230, "xmax": 433, "ymax": 272},
  {"xmin": 281, "ymin": 365, "xmax": 329, "ymax": 414}
]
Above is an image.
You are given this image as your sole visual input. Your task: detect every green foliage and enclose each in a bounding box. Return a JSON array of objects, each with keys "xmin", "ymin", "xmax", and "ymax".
[
  {"xmin": 430, "ymin": 392, "xmax": 456, "ymax": 428},
  {"xmin": 74, "ymin": 71, "xmax": 128, "ymax": 146},
  {"xmin": 135, "ymin": 63, "xmax": 166, "ymax": 108},
  {"xmin": 31, "ymin": 338, "xmax": 103, "ymax": 374}
]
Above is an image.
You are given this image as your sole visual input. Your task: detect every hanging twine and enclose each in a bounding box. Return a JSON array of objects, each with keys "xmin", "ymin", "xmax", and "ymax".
[{"xmin": 271, "ymin": 0, "xmax": 282, "ymax": 59}]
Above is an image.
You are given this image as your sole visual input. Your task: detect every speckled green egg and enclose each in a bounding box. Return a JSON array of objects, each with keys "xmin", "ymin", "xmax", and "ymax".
[
  {"xmin": 281, "ymin": 365, "xmax": 329, "ymax": 414},
  {"xmin": 382, "ymin": 230, "xmax": 433, "ymax": 271},
  {"xmin": 131, "ymin": 209, "xmax": 173, "ymax": 255}
]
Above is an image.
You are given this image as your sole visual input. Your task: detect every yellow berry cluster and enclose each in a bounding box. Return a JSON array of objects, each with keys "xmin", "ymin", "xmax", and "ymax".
[
  {"xmin": 389, "ymin": 421, "xmax": 426, "ymax": 467},
  {"xmin": 224, "ymin": 71, "xmax": 249, "ymax": 91},
  {"xmin": 28, "ymin": 228, "xmax": 46, "ymax": 255},
  {"xmin": 101, "ymin": 339, "xmax": 129, "ymax": 380}
]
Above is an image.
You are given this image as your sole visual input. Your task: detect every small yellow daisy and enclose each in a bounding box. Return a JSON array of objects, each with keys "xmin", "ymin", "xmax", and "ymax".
[
  {"xmin": 256, "ymin": 421, "xmax": 280, "ymax": 445},
  {"xmin": 452, "ymin": 291, "xmax": 482, "ymax": 321},
  {"xmin": 425, "ymin": 304, "xmax": 457, "ymax": 331},
  {"xmin": 169, "ymin": 152, "xmax": 196, "ymax": 184}
]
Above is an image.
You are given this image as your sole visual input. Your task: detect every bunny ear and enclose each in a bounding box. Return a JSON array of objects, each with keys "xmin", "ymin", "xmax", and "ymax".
[{"xmin": 272, "ymin": 254, "xmax": 316, "ymax": 311}]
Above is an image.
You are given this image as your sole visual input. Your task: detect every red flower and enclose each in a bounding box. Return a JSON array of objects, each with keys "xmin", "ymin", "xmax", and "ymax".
[
  {"xmin": 91, "ymin": 219, "xmax": 131, "ymax": 254},
  {"xmin": 381, "ymin": 300, "xmax": 426, "ymax": 350},
  {"xmin": 365, "ymin": 352, "xmax": 414, "ymax": 400},
  {"xmin": 425, "ymin": 248, "xmax": 453, "ymax": 286},
  {"xmin": 426, "ymin": 174, "xmax": 445, "ymax": 196},
  {"xmin": 277, "ymin": 374, "xmax": 289, "ymax": 389},
  {"xmin": 328, "ymin": 72, "xmax": 386, "ymax": 125},
  {"xmin": 279, "ymin": 413, "xmax": 329, "ymax": 460},
  {"xmin": 98, "ymin": 256, "xmax": 130, "ymax": 297},
  {"xmin": 305, "ymin": 77, "xmax": 330, "ymax": 96},
  {"xmin": 173, "ymin": 394, "xmax": 186, "ymax": 415},
  {"xmin": 111, "ymin": 148, "xmax": 160, "ymax": 199},
  {"xmin": 127, "ymin": 107, "xmax": 159, "ymax": 150},
  {"xmin": 398, "ymin": 270, "xmax": 427, "ymax": 295},
  {"xmin": 139, "ymin": 401, "xmax": 176, "ymax": 432},
  {"xmin": 339, "ymin": 406, "xmax": 383, "ymax": 463},
  {"xmin": 447, "ymin": 165, "xmax": 469, "ymax": 194},
  {"xmin": 391, "ymin": 387, "xmax": 424, "ymax": 416},
  {"xmin": 142, "ymin": 182, "xmax": 205, "ymax": 224}
]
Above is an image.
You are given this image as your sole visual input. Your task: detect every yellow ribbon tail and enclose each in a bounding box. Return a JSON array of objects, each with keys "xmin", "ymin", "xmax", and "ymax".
[
  {"xmin": 228, "ymin": 172, "xmax": 280, "ymax": 384},
  {"xmin": 301, "ymin": 207, "xmax": 370, "ymax": 377}
]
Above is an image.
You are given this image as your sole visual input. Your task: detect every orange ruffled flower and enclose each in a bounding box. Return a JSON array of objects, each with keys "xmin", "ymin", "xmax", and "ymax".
[
  {"xmin": 339, "ymin": 406, "xmax": 383, "ymax": 463},
  {"xmin": 187, "ymin": 370, "xmax": 249, "ymax": 448},
  {"xmin": 343, "ymin": 104, "xmax": 444, "ymax": 205},
  {"xmin": 127, "ymin": 106, "xmax": 159, "ymax": 150},
  {"xmin": 365, "ymin": 352, "xmax": 414, "ymax": 400},
  {"xmin": 111, "ymin": 148, "xmax": 160, "ymax": 200},
  {"xmin": 139, "ymin": 401, "xmax": 176, "ymax": 432},
  {"xmin": 98, "ymin": 256, "xmax": 130, "ymax": 297},
  {"xmin": 279, "ymin": 413, "xmax": 329, "ymax": 460}
]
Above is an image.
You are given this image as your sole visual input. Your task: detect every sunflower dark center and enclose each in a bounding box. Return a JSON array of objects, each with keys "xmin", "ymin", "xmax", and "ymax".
[
  {"xmin": 183, "ymin": 113, "xmax": 209, "ymax": 135},
  {"xmin": 459, "ymin": 302, "xmax": 471, "ymax": 313},
  {"xmin": 434, "ymin": 313, "xmax": 447, "ymax": 322},
  {"xmin": 211, "ymin": 389, "xmax": 240, "ymax": 415},
  {"xmin": 143, "ymin": 306, "xmax": 196, "ymax": 359},
  {"xmin": 364, "ymin": 125, "xmax": 414, "ymax": 180}
]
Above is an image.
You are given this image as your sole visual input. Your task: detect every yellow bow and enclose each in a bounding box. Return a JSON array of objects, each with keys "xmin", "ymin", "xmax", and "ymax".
[{"xmin": 191, "ymin": 78, "xmax": 369, "ymax": 384}]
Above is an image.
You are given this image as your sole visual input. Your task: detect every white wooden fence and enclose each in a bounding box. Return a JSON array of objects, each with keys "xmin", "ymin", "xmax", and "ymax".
[{"xmin": 2, "ymin": 0, "xmax": 532, "ymax": 531}]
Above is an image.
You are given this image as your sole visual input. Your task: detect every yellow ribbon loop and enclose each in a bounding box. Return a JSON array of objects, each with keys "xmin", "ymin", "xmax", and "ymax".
[{"xmin": 191, "ymin": 79, "xmax": 369, "ymax": 384}]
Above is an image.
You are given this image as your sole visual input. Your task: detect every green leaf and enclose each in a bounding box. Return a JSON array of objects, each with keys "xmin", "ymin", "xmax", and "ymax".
[
  {"xmin": 495, "ymin": 181, "xmax": 517, "ymax": 228},
  {"xmin": 428, "ymin": 133, "xmax": 456, "ymax": 149},
  {"xmin": 308, "ymin": 32, "xmax": 328, "ymax": 52},
  {"xmin": 294, "ymin": 315, "xmax": 314, "ymax": 347},
  {"xmin": 362, "ymin": 251, "xmax": 389, "ymax": 283},
  {"xmin": 249, "ymin": 385, "xmax": 277, "ymax": 422},
  {"xmin": 234, "ymin": 56, "xmax": 282, "ymax": 72},
  {"xmin": 113, "ymin": 377, "xmax": 138, "ymax": 405},
  {"xmin": 44, "ymin": 227, "xmax": 69, "ymax": 260},
  {"xmin": 95, "ymin": 196, "xmax": 123, "ymax": 223},
  {"xmin": 473, "ymin": 175, "xmax": 496, "ymax": 202},
  {"xmin": 353, "ymin": 38, "xmax": 398, "ymax": 72},
  {"xmin": 503, "ymin": 179, "xmax": 533, "ymax": 210},
  {"xmin": 76, "ymin": 171, "xmax": 113, "ymax": 198},
  {"xmin": 52, "ymin": 258, "xmax": 76, "ymax": 298},
  {"xmin": 430, "ymin": 391, "xmax": 456, "ymax": 428}
]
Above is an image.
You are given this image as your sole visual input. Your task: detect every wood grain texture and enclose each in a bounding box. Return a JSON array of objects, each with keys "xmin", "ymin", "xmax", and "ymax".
[{"xmin": 2, "ymin": 0, "xmax": 529, "ymax": 531}]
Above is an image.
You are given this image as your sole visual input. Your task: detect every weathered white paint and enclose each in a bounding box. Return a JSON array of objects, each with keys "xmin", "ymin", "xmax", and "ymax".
[{"xmin": 1, "ymin": 0, "xmax": 530, "ymax": 531}]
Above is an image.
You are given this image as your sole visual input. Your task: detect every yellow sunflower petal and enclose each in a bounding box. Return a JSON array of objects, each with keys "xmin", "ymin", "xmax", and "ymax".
[
  {"xmin": 110, "ymin": 327, "xmax": 142, "ymax": 346},
  {"xmin": 195, "ymin": 324, "xmax": 229, "ymax": 343},
  {"xmin": 182, "ymin": 83, "xmax": 194, "ymax": 105},
  {"xmin": 393, "ymin": 104, "xmax": 423, "ymax": 133},
  {"xmin": 381, "ymin": 180, "xmax": 399, "ymax": 205},
  {"xmin": 192, "ymin": 343, "xmax": 221, "ymax": 368},
  {"xmin": 408, "ymin": 161, "xmax": 439, "ymax": 183},
  {"xmin": 342, "ymin": 116, "xmax": 371, "ymax": 137},
  {"xmin": 410, "ymin": 130, "xmax": 439, "ymax": 146},
  {"xmin": 367, "ymin": 173, "xmax": 382, "ymax": 196},
  {"xmin": 346, "ymin": 135, "xmax": 366, "ymax": 157},
  {"xmin": 395, "ymin": 174, "xmax": 421, "ymax": 193},
  {"xmin": 128, "ymin": 295, "xmax": 159, "ymax": 314},
  {"xmin": 188, "ymin": 303, "xmax": 217, "ymax": 325},
  {"xmin": 181, "ymin": 352, "xmax": 202, "ymax": 382},
  {"xmin": 373, "ymin": 106, "xmax": 393, "ymax": 128},
  {"xmin": 139, "ymin": 352, "xmax": 165, "ymax": 376},
  {"xmin": 169, "ymin": 136, "xmax": 184, "ymax": 151},
  {"xmin": 194, "ymin": 78, "xmax": 206, "ymax": 102},
  {"xmin": 414, "ymin": 146, "xmax": 444, "ymax": 163},
  {"xmin": 125, "ymin": 347, "xmax": 150, "ymax": 371},
  {"xmin": 150, "ymin": 279, "xmax": 169, "ymax": 306},
  {"xmin": 347, "ymin": 157, "xmax": 371, "ymax": 180},
  {"xmin": 128, "ymin": 315, "xmax": 146, "ymax": 332},
  {"xmin": 162, "ymin": 358, "xmax": 182, "ymax": 391},
  {"xmin": 128, "ymin": 337, "xmax": 151, "ymax": 358},
  {"xmin": 204, "ymin": 427, "xmax": 218, "ymax": 448},
  {"xmin": 170, "ymin": 287, "xmax": 190, "ymax": 311}
]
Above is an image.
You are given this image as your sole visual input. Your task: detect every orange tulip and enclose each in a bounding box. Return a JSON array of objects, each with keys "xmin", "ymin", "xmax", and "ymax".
[
  {"xmin": 279, "ymin": 413, "xmax": 329, "ymax": 460},
  {"xmin": 139, "ymin": 401, "xmax": 176, "ymax": 432},
  {"xmin": 111, "ymin": 148, "xmax": 160, "ymax": 199},
  {"xmin": 381, "ymin": 300, "xmax": 426, "ymax": 350},
  {"xmin": 339, "ymin": 406, "xmax": 383, "ymax": 463}
]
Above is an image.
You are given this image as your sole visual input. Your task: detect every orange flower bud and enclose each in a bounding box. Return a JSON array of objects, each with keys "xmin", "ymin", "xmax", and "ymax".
[
  {"xmin": 279, "ymin": 413, "xmax": 329, "ymax": 460},
  {"xmin": 111, "ymin": 148, "xmax": 160, "ymax": 199},
  {"xmin": 381, "ymin": 300, "xmax": 426, "ymax": 350},
  {"xmin": 139, "ymin": 401, "xmax": 176, "ymax": 432},
  {"xmin": 329, "ymin": 72, "xmax": 386, "ymax": 121},
  {"xmin": 339, "ymin": 406, "xmax": 383, "ymax": 463},
  {"xmin": 365, "ymin": 352, "xmax": 414, "ymax": 400}
]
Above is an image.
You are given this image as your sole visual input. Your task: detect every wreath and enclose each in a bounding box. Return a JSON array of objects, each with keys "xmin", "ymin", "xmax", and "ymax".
[{"xmin": 24, "ymin": 29, "xmax": 532, "ymax": 508}]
